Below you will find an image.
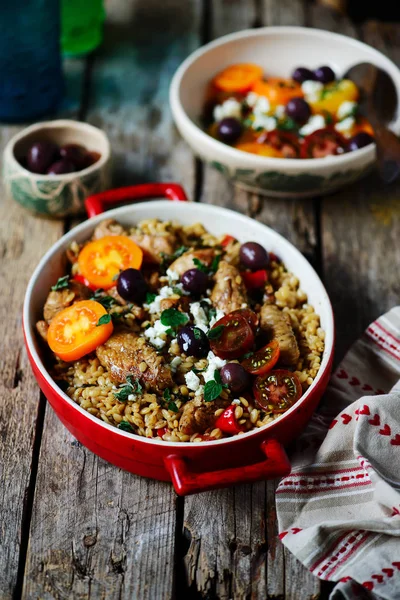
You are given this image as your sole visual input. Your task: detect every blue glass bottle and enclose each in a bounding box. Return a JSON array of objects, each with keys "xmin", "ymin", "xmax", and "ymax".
[{"xmin": 0, "ymin": 1, "xmax": 64, "ymax": 122}]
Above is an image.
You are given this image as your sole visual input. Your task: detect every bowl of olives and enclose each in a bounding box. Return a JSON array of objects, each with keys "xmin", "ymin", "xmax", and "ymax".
[{"xmin": 3, "ymin": 119, "xmax": 111, "ymax": 217}]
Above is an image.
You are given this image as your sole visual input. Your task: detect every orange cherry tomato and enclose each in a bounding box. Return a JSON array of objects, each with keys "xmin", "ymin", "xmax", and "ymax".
[
  {"xmin": 47, "ymin": 300, "xmax": 114, "ymax": 362},
  {"xmin": 213, "ymin": 63, "xmax": 263, "ymax": 93},
  {"xmin": 235, "ymin": 142, "xmax": 282, "ymax": 157},
  {"xmin": 349, "ymin": 117, "xmax": 374, "ymax": 139},
  {"xmin": 241, "ymin": 340, "xmax": 280, "ymax": 375},
  {"xmin": 252, "ymin": 78, "xmax": 303, "ymax": 105},
  {"xmin": 78, "ymin": 235, "xmax": 143, "ymax": 290}
]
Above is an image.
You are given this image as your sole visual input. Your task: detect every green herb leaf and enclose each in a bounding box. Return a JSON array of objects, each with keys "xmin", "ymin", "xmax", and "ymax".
[
  {"xmin": 92, "ymin": 289, "xmax": 116, "ymax": 310},
  {"xmin": 160, "ymin": 308, "xmax": 189, "ymax": 329},
  {"xmin": 201, "ymin": 303, "xmax": 216, "ymax": 322},
  {"xmin": 97, "ymin": 314, "xmax": 112, "ymax": 326},
  {"xmin": 118, "ymin": 421, "xmax": 134, "ymax": 433},
  {"xmin": 204, "ymin": 379, "xmax": 223, "ymax": 402},
  {"xmin": 207, "ymin": 325, "xmax": 224, "ymax": 340},
  {"xmin": 193, "ymin": 327, "xmax": 203, "ymax": 340},
  {"xmin": 163, "ymin": 388, "xmax": 171, "ymax": 401},
  {"xmin": 112, "ymin": 272, "xmax": 120, "ymax": 282},
  {"xmin": 214, "ymin": 369, "xmax": 222, "ymax": 384},
  {"xmin": 172, "ymin": 246, "xmax": 189, "ymax": 260},
  {"xmin": 210, "ymin": 254, "xmax": 221, "ymax": 274},
  {"xmin": 172, "ymin": 286, "xmax": 183, "ymax": 296},
  {"xmin": 51, "ymin": 275, "xmax": 70, "ymax": 291},
  {"xmin": 160, "ymin": 246, "xmax": 189, "ymax": 272},
  {"xmin": 126, "ymin": 375, "xmax": 143, "ymax": 395},
  {"xmin": 277, "ymin": 117, "xmax": 297, "ymax": 132},
  {"xmin": 145, "ymin": 292, "xmax": 157, "ymax": 304},
  {"xmin": 192, "ymin": 258, "xmax": 209, "ymax": 273},
  {"xmin": 114, "ymin": 375, "xmax": 142, "ymax": 401},
  {"xmin": 192, "ymin": 366, "xmax": 207, "ymax": 374},
  {"xmin": 167, "ymin": 401, "xmax": 179, "ymax": 413},
  {"xmin": 241, "ymin": 351, "xmax": 254, "ymax": 360},
  {"xmin": 322, "ymin": 111, "xmax": 334, "ymax": 125}
]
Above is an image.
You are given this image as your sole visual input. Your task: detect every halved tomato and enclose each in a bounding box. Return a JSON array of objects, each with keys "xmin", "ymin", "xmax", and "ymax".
[
  {"xmin": 230, "ymin": 308, "xmax": 259, "ymax": 332},
  {"xmin": 242, "ymin": 340, "xmax": 280, "ymax": 375},
  {"xmin": 78, "ymin": 235, "xmax": 143, "ymax": 290},
  {"xmin": 253, "ymin": 369, "xmax": 302, "ymax": 413},
  {"xmin": 258, "ymin": 130, "xmax": 301, "ymax": 159},
  {"xmin": 253, "ymin": 78, "xmax": 303, "ymax": 105},
  {"xmin": 209, "ymin": 313, "xmax": 254, "ymax": 359},
  {"xmin": 215, "ymin": 405, "xmax": 246, "ymax": 435},
  {"xmin": 213, "ymin": 64, "xmax": 263, "ymax": 93},
  {"xmin": 301, "ymin": 127, "xmax": 347, "ymax": 158},
  {"xmin": 47, "ymin": 300, "xmax": 114, "ymax": 362},
  {"xmin": 241, "ymin": 269, "xmax": 268, "ymax": 290}
]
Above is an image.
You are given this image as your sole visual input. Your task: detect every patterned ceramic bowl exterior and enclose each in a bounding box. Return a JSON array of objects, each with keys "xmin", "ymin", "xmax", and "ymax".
[
  {"xmin": 170, "ymin": 27, "xmax": 400, "ymax": 198},
  {"xmin": 3, "ymin": 120, "xmax": 111, "ymax": 217}
]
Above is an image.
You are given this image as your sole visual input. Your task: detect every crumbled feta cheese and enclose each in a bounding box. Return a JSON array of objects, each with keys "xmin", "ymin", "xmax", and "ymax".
[
  {"xmin": 190, "ymin": 302, "xmax": 209, "ymax": 333},
  {"xmin": 299, "ymin": 115, "xmax": 326, "ymax": 137},
  {"xmin": 185, "ymin": 371, "xmax": 201, "ymax": 391},
  {"xmin": 246, "ymin": 91, "xmax": 259, "ymax": 107},
  {"xmin": 209, "ymin": 308, "xmax": 225, "ymax": 328},
  {"xmin": 337, "ymin": 101, "xmax": 357, "ymax": 120},
  {"xmin": 252, "ymin": 114, "xmax": 277, "ymax": 132},
  {"xmin": 128, "ymin": 394, "xmax": 137, "ymax": 401},
  {"xmin": 213, "ymin": 98, "xmax": 242, "ymax": 122},
  {"xmin": 166, "ymin": 268, "xmax": 179, "ymax": 282},
  {"xmin": 334, "ymin": 116, "xmax": 355, "ymax": 133},
  {"xmin": 274, "ymin": 104, "xmax": 286, "ymax": 119},
  {"xmin": 144, "ymin": 319, "xmax": 169, "ymax": 348},
  {"xmin": 203, "ymin": 351, "xmax": 227, "ymax": 383},
  {"xmin": 232, "ymin": 399, "xmax": 241, "ymax": 405},
  {"xmin": 170, "ymin": 356, "xmax": 182, "ymax": 373},
  {"xmin": 253, "ymin": 96, "xmax": 271, "ymax": 115},
  {"xmin": 144, "ymin": 285, "xmax": 175, "ymax": 314},
  {"xmin": 195, "ymin": 385, "xmax": 205, "ymax": 397},
  {"xmin": 301, "ymin": 80, "xmax": 323, "ymax": 102}
]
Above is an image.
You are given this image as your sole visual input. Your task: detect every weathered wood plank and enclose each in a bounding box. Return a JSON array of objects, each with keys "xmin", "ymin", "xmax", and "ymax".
[
  {"xmin": 0, "ymin": 55, "xmax": 86, "ymax": 599},
  {"xmin": 22, "ymin": 1, "xmax": 202, "ymax": 599}
]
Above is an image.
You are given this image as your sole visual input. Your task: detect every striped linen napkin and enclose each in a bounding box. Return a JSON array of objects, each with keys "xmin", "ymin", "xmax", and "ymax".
[{"xmin": 276, "ymin": 307, "xmax": 400, "ymax": 600}]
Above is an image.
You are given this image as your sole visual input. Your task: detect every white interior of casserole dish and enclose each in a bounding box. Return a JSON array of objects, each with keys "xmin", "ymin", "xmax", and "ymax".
[
  {"xmin": 170, "ymin": 26, "xmax": 400, "ymax": 170},
  {"xmin": 23, "ymin": 201, "xmax": 334, "ymax": 447}
]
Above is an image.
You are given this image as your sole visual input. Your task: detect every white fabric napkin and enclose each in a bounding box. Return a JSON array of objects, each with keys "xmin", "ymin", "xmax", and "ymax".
[{"xmin": 276, "ymin": 307, "xmax": 400, "ymax": 600}]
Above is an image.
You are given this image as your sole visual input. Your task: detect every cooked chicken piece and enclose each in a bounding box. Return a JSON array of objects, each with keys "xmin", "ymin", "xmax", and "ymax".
[
  {"xmin": 92, "ymin": 218, "xmax": 126, "ymax": 240},
  {"xmin": 36, "ymin": 320, "xmax": 49, "ymax": 342},
  {"xmin": 210, "ymin": 260, "xmax": 248, "ymax": 314},
  {"xmin": 159, "ymin": 296, "xmax": 190, "ymax": 313},
  {"xmin": 168, "ymin": 248, "xmax": 215, "ymax": 277},
  {"xmin": 222, "ymin": 240, "xmax": 241, "ymax": 267},
  {"xmin": 130, "ymin": 232, "xmax": 177, "ymax": 264},
  {"xmin": 260, "ymin": 303, "xmax": 300, "ymax": 366},
  {"xmin": 96, "ymin": 330, "xmax": 173, "ymax": 390},
  {"xmin": 105, "ymin": 287, "xmax": 147, "ymax": 320},
  {"xmin": 43, "ymin": 281, "xmax": 91, "ymax": 323},
  {"xmin": 179, "ymin": 396, "xmax": 229, "ymax": 435}
]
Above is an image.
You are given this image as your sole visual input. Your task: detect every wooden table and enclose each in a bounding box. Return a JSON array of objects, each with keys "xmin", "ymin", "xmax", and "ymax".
[{"xmin": 1, "ymin": 1, "xmax": 399, "ymax": 598}]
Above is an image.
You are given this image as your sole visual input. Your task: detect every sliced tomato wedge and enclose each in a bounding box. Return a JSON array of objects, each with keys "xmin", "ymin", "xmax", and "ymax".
[
  {"xmin": 215, "ymin": 405, "xmax": 246, "ymax": 435},
  {"xmin": 230, "ymin": 308, "xmax": 259, "ymax": 332},
  {"xmin": 253, "ymin": 369, "xmax": 302, "ymax": 413},
  {"xmin": 242, "ymin": 340, "xmax": 280, "ymax": 375},
  {"xmin": 47, "ymin": 300, "xmax": 114, "ymax": 362},
  {"xmin": 301, "ymin": 127, "xmax": 347, "ymax": 158},
  {"xmin": 78, "ymin": 235, "xmax": 143, "ymax": 290},
  {"xmin": 209, "ymin": 313, "xmax": 254, "ymax": 359},
  {"xmin": 213, "ymin": 63, "xmax": 263, "ymax": 93},
  {"xmin": 258, "ymin": 130, "xmax": 301, "ymax": 159},
  {"xmin": 241, "ymin": 269, "xmax": 268, "ymax": 291}
]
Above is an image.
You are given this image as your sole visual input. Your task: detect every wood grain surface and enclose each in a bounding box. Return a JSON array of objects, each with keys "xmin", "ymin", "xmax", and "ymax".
[{"xmin": 0, "ymin": 1, "xmax": 398, "ymax": 599}]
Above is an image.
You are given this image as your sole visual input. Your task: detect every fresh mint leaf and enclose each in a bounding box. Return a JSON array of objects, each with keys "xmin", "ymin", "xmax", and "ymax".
[
  {"xmin": 160, "ymin": 308, "xmax": 189, "ymax": 328},
  {"xmin": 204, "ymin": 379, "xmax": 223, "ymax": 402},
  {"xmin": 97, "ymin": 314, "xmax": 112, "ymax": 326},
  {"xmin": 193, "ymin": 327, "xmax": 203, "ymax": 340},
  {"xmin": 114, "ymin": 375, "xmax": 142, "ymax": 401},
  {"xmin": 126, "ymin": 375, "xmax": 143, "ymax": 395},
  {"xmin": 172, "ymin": 286, "xmax": 183, "ymax": 296},
  {"xmin": 210, "ymin": 254, "xmax": 221, "ymax": 274},
  {"xmin": 92, "ymin": 289, "xmax": 116, "ymax": 310},
  {"xmin": 145, "ymin": 292, "xmax": 157, "ymax": 304},
  {"xmin": 163, "ymin": 388, "xmax": 171, "ymax": 401},
  {"xmin": 277, "ymin": 117, "xmax": 297, "ymax": 132},
  {"xmin": 207, "ymin": 325, "xmax": 224, "ymax": 340},
  {"xmin": 51, "ymin": 275, "xmax": 69, "ymax": 291},
  {"xmin": 118, "ymin": 421, "xmax": 134, "ymax": 433},
  {"xmin": 167, "ymin": 401, "xmax": 178, "ymax": 413},
  {"xmin": 192, "ymin": 258, "xmax": 209, "ymax": 273}
]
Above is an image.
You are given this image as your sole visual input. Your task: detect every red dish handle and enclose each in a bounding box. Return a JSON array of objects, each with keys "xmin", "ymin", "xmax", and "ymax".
[
  {"xmin": 164, "ymin": 439, "xmax": 291, "ymax": 496},
  {"xmin": 85, "ymin": 182, "xmax": 188, "ymax": 217}
]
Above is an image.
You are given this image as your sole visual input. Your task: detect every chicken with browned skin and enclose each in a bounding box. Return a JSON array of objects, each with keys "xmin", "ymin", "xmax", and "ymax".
[
  {"xmin": 210, "ymin": 260, "xmax": 248, "ymax": 314},
  {"xmin": 42, "ymin": 281, "xmax": 91, "ymax": 323},
  {"xmin": 130, "ymin": 232, "xmax": 177, "ymax": 264},
  {"xmin": 92, "ymin": 218, "xmax": 127, "ymax": 240},
  {"xmin": 96, "ymin": 330, "xmax": 173, "ymax": 390},
  {"xmin": 179, "ymin": 396, "xmax": 229, "ymax": 435},
  {"xmin": 168, "ymin": 248, "xmax": 215, "ymax": 276},
  {"xmin": 260, "ymin": 303, "xmax": 300, "ymax": 366},
  {"xmin": 159, "ymin": 295, "xmax": 190, "ymax": 313},
  {"xmin": 36, "ymin": 320, "xmax": 49, "ymax": 342}
]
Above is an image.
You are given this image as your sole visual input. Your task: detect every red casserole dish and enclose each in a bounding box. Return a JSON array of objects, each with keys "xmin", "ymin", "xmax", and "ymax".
[{"xmin": 23, "ymin": 183, "xmax": 334, "ymax": 495}]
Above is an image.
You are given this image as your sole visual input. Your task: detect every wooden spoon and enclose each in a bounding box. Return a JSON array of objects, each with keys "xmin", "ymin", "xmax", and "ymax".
[{"xmin": 344, "ymin": 63, "xmax": 400, "ymax": 183}]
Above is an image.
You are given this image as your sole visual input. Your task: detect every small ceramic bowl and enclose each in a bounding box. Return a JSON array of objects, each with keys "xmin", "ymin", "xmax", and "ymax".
[
  {"xmin": 3, "ymin": 119, "xmax": 111, "ymax": 217},
  {"xmin": 170, "ymin": 27, "xmax": 400, "ymax": 198}
]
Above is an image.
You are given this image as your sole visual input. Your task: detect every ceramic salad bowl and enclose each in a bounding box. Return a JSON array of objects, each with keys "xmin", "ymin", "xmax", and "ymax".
[
  {"xmin": 170, "ymin": 27, "xmax": 400, "ymax": 198},
  {"xmin": 23, "ymin": 183, "xmax": 334, "ymax": 495}
]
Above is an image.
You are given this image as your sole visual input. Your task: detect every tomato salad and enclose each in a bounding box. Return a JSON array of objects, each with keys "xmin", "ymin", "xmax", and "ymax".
[
  {"xmin": 204, "ymin": 63, "xmax": 374, "ymax": 159},
  {"xmin": 36, "ymin": 218, "xmax": 325, "ymax": 442}
]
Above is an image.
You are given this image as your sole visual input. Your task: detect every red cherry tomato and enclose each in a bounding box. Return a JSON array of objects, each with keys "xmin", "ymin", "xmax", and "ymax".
[
  {"xmin": 73, "ymin": 273, "xmax": 98, "ymax": 291},
  {"xmin": 209, "ymin": 313, "xmax": 255, "ymax": 359},
  {"xmin": 157, "ymin": 426, "xmax": 168, "ymax": 438},
  {"xmin": 301, "ymin": 127, "xmax": 347, "ymax": 158},
  {"xmin": 221, "ymin": 234, "xmax": 237, "ymax": 247},
  {"xmin": 253, "ymin": 369, "xmax": 302, "ymax": 413},
  {"xmin": 241, "ymin": 269, "xmax": 268, "ymax": 291},
  {"xmin": 215, "ymin": 405, "xmax": 246, "ymax": 435},
  {"xmin": 242, "ymin": 340, "xmax": 280, "ymax": 376},
  {"xmin": 230, "ymin": 308, "xmax": 259, "ymax": 332},
  {"xmin": 256, "ymin": 130, "xmax": 301, "ymax": 159}
]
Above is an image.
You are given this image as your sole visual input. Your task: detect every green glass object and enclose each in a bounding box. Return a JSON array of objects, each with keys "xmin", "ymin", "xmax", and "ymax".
[{"xmin": 61, "ymin": 0, "xmax": 104, "ymax": 56}]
